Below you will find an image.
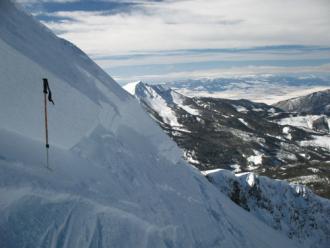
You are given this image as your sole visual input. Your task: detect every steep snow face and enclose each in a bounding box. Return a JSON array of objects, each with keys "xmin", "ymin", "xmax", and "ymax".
[
  {"xmin": 0, "ymin": 0, "xmax": 127, "ymax": 149},
  {"xmin": 205, "ymin": 170, "xmax": 330, "ymax": 248},
  {"xmin": 0, "ymin": 1, "xmax": 298, "ymax": 247}
]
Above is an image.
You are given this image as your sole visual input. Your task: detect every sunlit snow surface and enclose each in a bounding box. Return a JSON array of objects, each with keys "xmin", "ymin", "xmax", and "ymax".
[{"xmin": 0, "ymin": 1, "xmax": 299, "ymax": 247}]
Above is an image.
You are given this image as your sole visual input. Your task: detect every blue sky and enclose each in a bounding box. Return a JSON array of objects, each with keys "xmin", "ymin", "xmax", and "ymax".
[{"xmin": 18, "ymin": 0, "xmax": 330, "ymax": 84}]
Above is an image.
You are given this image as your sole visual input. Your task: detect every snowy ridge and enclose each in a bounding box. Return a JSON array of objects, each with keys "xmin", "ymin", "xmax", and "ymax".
[
  {"xmin": 0, "ymin": 1, "xmax": 299, "ymax": 247},
  {"xmin": 205, "ymin": 170, "xmax": 330, "ymax": 248},
  {"xmin": 123, "ymin": 81, "xmax": 142, "ymax": 95},
  {"xmin": 134, "ymin": 83, "xmax": 182, "ymax": 126},
  {"xmin": 274, "ymin": 89, "xmax": 330, "ymax": 115},
  {"xmin": 131, "ymin": 82, "xmax": 200, "ymax": 127}
]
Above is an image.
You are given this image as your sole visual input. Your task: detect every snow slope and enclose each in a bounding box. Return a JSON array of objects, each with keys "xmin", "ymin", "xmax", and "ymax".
[
  {"xmin": 205, "ymin": 170, "xmax": 330, "ymax": 248},
  {"xmin": 0, "ymin": 1, "xmax": 300, "ymax": 247}
]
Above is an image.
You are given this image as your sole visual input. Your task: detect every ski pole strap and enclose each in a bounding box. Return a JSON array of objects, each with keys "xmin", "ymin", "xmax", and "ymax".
[{"xmin": 43, "ymin": 78, "xmax": 55, "ymax": 104}]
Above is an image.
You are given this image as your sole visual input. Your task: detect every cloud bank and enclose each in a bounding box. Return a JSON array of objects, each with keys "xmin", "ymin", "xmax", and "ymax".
[{"xmin": 17, "ymin": 0, "xmax": 330, "ymax": 83}]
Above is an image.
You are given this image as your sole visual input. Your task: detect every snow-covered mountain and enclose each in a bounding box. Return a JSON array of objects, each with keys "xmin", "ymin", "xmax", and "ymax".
[
  {"xmin": 272, "ymin": 89, "xmax": 330, "ymax": 145},
  {"xmin": 0, "ymin": 1, "xmax": 304, "ymax": 247},
  {"xmin": 125, "ymin": 82, "xmax": 330, "ymax": 198},
  {"xmin": 274, "ymin": 89, "xmax": 330, "ymax": 115},
  {"xmin": 204, "ymin": 170, "xmax": 330, "ymax": 248},
  {"xmin": 125, "ymin": 81, "xmax": 330, "ymax": 246},
  {"xmin": 165, "ymin": 75, "xmax": 330, "ymax": 104}
]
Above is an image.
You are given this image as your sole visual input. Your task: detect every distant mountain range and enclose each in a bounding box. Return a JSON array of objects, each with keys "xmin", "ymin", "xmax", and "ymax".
[
  {"xmin": 124, "ymin": 82, "xmax": 330, "ymax": 198},
  {"xmin": 164, "ymin": 75, "xmax": 330, "ymax": 104}
]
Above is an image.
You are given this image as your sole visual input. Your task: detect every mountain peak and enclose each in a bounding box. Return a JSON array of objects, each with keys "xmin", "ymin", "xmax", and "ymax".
[
  {"xmin": 274, "ymin": 88, "xmax": 330, "ymax": 115},
  {"xmin": 122, "ymin": 80, "xmax": 144, "ymax": 95}
]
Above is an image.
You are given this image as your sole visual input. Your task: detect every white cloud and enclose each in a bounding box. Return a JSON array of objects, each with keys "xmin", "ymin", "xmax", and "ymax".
[
  {"xmin": 41, "ymin": 0, "xmax": 330, "ymax": 56},
  {"xmin": 113, "ymin": 64, "xmax": 330, "ymax": 83},
  {"xmin": 17, "ymin": 0, "xmax": 330, "ymax": 80},
  {"xmin": 16, "ymin": 0, "xmax": 79, "ymax": 3},
  {"xmin": 95, "ymin": 49, "xmax": 330, "ymax": 68}
]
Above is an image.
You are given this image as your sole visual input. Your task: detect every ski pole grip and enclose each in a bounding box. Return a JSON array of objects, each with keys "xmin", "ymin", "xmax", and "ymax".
[{"xmin": 43, "ymin": 78, "xmax": 48, "ymax": 94}]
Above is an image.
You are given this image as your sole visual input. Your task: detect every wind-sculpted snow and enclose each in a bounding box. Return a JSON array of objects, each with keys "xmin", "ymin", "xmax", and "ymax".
[
  {"xmin": 0, "ymin": 0, "xmax": 300, "ymax": 247},
  {"xmin": 0, "ymin": 127, "xmax": 296, "ymax": 248},
  {"xmin": 205, "ymin": 170, "xmax": 330, "ymax": 248}
]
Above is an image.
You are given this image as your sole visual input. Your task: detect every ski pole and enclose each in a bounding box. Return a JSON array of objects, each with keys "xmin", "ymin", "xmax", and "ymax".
[{"xmin": 43, "ymin": 78, "xmax": 54, "ymax": 168}]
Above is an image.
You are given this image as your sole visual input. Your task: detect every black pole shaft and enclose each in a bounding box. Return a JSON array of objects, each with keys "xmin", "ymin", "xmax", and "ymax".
[
  {"xmin": 43, "ymin": 79, "xmax": 50, "ymax": 168},
  {"xmin": 44, "ymin": 93, "xmax": 49, "ymax": 148}
]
